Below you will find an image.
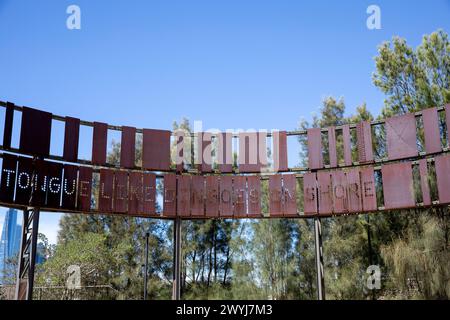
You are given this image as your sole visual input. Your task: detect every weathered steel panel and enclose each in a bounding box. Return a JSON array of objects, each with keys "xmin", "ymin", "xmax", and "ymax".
[
  {"xmin": 142, "ymin": 129, "xmax": 171, "ymax": 171},
  {"xmin": 99, "ymin": 169, "xmax": 114, "ymax": 213},
  {"xmin": 346, "ymin": 168, "xmax": 362, "ymax": 213},
  {"xmin": 63, "ymin": 117, "xmax": 80, "ymax": 162},
  {"xmin": 360, "ymin": 167, "xmax": 377, "ymax": 212},
  {"xmin": 120, "ymin": 126, "xmax": 136, "ymax": 168},
  {"xmin": 92, "ymin": 122, "xmax": 108, "ymax": 165},
  {"xmin": 332, "ymin": 170, "xmax": 347, "ymax": 214},
  {"xmin": 78, "ymin": 166, "xmax": 92, "ymax": 212},
  {"xmin": 45, "ymin": 161, "xmax": 63, "ymax": 208},
  {"xmin": 382, "ymin": 162, "xmax": 415, "ymax": 210},
  {"xmin": 356, "ymin": 121, "xmax": 373, "ymax": 163},
  {"xmin": 273, "ymin": 131, "xmax": 288, "ymax": 172},
  {"xmin": 307, "ymin": 128, "xmax": 323, "ymax": 170},
  {"xmin": 435, "ymin": 154, "xmax": 450, "ymax": 204},
  {"xmin": 191, "ymin": 176, "xmax": 205, "ymax": 217},
  {"xmin": 205, "ymin": 176, "xmax": 219, "ymax": 217},
  {"xmin": 198, "ymin": 132, "xmax": 213, "ymax": 173},
  {"xmin": 218, "ymin": 132, "xmax": 233, "ymax": 173},
  {"xmin": 247, "ymin": 176, "xmax": 261, "ymax": 217},
  {"xmin": 269, "ymin": 175, "xmax": 283, "ymax": 217},
  {"xmin": 219, "ymin": 176, "xmax": 233, "ymax": 217},
  {"xmin": 422, "ymin": 107, "xmax": 441, "ymax": 154},
  {"xmin": 163, "ymin": 174, "xmax": 177, "ymax": 217},
  {"xmin": 317, "ymin": 171, "xmax": 332, "ymax": 215},
  {"xmin": 177, "ymin": 175, "xmax": 191, "ymax": 217},
  {"xmin": 233, "ymin": 176, "xmax": 247, "ymax": 217},
  {"xmin": 386, "ymin": 114, "xmax": 418, "ymax": 160},
  {"xmin": 0, "ymin": 153, "xmax": 17, "ymax": 202},
  {"xmin": 20, "ymin": 107, "xmax": 52, "ymax": 157},
  {"xmin": 128, "ymin": 172, "xmax": 143, "ymax": 215},
  {"xmin": 328, "ymin": 127, "xmax": 338, "ymax": 168},
  {"xmin": 15, "ymin": 157, "xmax": 33, "ymax": 206},
  {"xmin": 418, "ymin": 159, "xmax": 431, "ymax": 206},
  {"xmin": 303, "ymin": 173, "xmax": 317, "ymax": 215},
  {"xmin": 239, "ymin": 132, "xmax": 267, "ymax": 173},
  {"xmin": 3, "ymin": 102, "xmax": 14, "ymax": 149},
  {"xmin": 143, "ymin": 173, "xmax": 156, "ymax": 215},
  {"xmin": 114, "ymin": 170, "xmax": 128, "ymax": 213},
  {"xmin": 283, "ymin": 174, "xmax": 297, "ymax": 216},
  {"xmin": 342, "ymin": 124, "xmax": 352, "ymax": 166},
  {"xmin": 62, "ymin": 164, "xmax": 78, "ymax": 210}
]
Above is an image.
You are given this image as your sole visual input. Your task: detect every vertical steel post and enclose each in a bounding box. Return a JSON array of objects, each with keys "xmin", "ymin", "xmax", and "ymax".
[
  {"xmin": 172, "ymin": 217, "xmax": 181, "ymax": 300},
  {"xmin": 143, "ymin": 232, "xmax": 149, "ymax": 300},
  {"xmin": 314, "ymin": 217, "xmax": 325, "ymax": 300}
]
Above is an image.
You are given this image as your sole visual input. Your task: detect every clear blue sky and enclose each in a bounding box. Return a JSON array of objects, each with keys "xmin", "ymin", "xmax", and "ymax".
[{"xmin": 1, "ymin": 0, "xmax": 449, "ymax": 244}]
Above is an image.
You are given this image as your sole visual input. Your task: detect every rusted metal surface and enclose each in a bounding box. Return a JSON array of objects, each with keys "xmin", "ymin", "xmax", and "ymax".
[
  {"xmin": 233, "ymin": 176, "xmax": 247, "ymax": 217},
  {"xmin": 205, "ymin": 176, "xmax": 219, "ymax": 217},
  {"xmin": 273, "ymin": 131, "xmax": 288, "ymax": 172},
  {"xmin": 45, "ymin": 161, "xmax": 63, "ymax": 208},
  {"xmin": 346, "ymin": 168, "xmax": 362, "ymax": 213},
  {"xmin": 191, "ymin": 176, "xmax": 205, "ymax": 217},
  {"xmin": 92, "ymin": 122, "xmax": 108, "ymax": 165},
  {"xmin": 143, "ymin": 173, "xmax": 156, "ymax": 215},
  {"xmin": 303, "ymin": 173, "xmax": 317, "ymax": 215},
  {"xmin": 418, "ymin": 159, "xmax": 431, "ymax": 206},
  {"xmin": 20, "ymin": 107, "xmax": 52, "ymax": 157},
  {"xmin": 63, "ymin": 117, "xmax": 80, "ymax": 162},
  {"xmin": 434, "ymin": 154, "xmax": 450, "ymax": 204},
  {"xmin": 239, "ymin": 132, "xmax": 267, "ymax": 173},
  {"xmin": 198, "ymin": 132, "xmax": 212, "ymax": 173},
  {"xmin": 78, "ymin": 166, "xmax": 92, "ymax": 211},
  {"xmin": 328, "ymin": 127, "xmax": 338, "ymax": 168},
  {"xmin": 446, "ymin": 104, "xmax": 450, "ymax": 145},
  {"xmin": 342, "ymin": 124, "xmax": 352, "ymax": 166},
  {"xmin": 247, "ymin": 175, "xmax": 261, "ymax": 217},
  {"xmin": 177, "ymin": 175, "xmax": 191, "ymax": 217},
  {"xmin": 219, "ymin": 176, "xmax": 233, "ymax": 217},
  {"xmin": 120, "ymin": 126, "xmax": 136, "ymax": 169},
  {"xmin": 317, "ymin": 171, "xmax": 332, "ymax": 214},
  {"xmin": 14, "ymin": 157, "xmax": 33, "ymax": 206},
  {"xmin": 62, "ymin": 165, "xmax": 78, "ymax": 210},
  {"xmin": 332, "ymin": 170, "xmax": 347, "ymax": 214},
  {"xmin": 422, "ymin": 107, "xmax": 441, "ymax": 154},
  {"xmin": 128, "ymin": 172, "xmax": 143, "ymax": 215},
  {"xmin": 142, "ymin": 129, "xmax": 171, "ymax": 171},
  {"xmin": 356, "ymin": 121, "xmax": 373, "ymax": 163},
  {"xmin": 283, "ymin": 174, "xmax": 297, "ymax": 216},
  {"xmin": 114, "ymin": 170, "xmax": 128, "ymax": 213},
  {"xmin": 3, "ymin": 102, "xmax": 14, "ymax": 149},
  {"xmin": 382, "ymin": 162, "xmax": 415, "ymax": 210},
  {"xmin": 269, "ymin": 175, "xmax": 283, "ymax": 217},
  {"xmin": 360, "ymin": 167, "xmax": 377, "ymax": 212},
  {"xmin": 163, "ymin": 174, "xmax": 177, "ymax": 217},
  {"xmin": 218, "ymin": 132, "xmax": 233, "ymax": 173},
  {"xmin": 99, "ymin": 169, "xmax": 114, "ymax": 213},
  {"xmin": 386, "ymin": 114, "xmax": 417, "ymax": 160},
  {"xmin": 307, "ymin": 128, "xmax": 323, "ymax": 170},
  {"xmin": 0, "ymin": 153, "xmax": 17, "ymax": 202}
]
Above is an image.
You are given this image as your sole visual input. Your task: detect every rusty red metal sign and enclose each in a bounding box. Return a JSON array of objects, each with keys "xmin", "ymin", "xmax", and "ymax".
[
  {"xmin": 382, "ymin": 162, "xmax": 415, "ymax": 210},
  {"xmin": 307, "ymin": 128, "xmax": 323, "ymax": 170},
  {"xmin": 386, "ymin": 114, "xmax": 418, "ymax": 160},
  {"xmin": 2, "ymin": 102, "xmax": 450, "ymax": 220}
]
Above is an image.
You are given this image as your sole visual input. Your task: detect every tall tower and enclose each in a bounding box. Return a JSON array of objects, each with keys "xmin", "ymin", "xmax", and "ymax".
[{"xmin": 0, "ymin": 208, "xmax": 21, "ymax": 285}]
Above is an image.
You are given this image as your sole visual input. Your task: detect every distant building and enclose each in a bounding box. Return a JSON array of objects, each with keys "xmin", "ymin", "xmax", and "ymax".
[{"xmin": 0, "ymin": 209, "xmax": 22, "ymax": 285}]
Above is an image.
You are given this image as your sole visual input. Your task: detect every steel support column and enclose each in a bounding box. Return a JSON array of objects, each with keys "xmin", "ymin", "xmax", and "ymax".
[
  {"xmin": 314, "ymin": 217, "xmax": 325, "ymax": 300},
  {"xmin": 172, "ymin": 217, "xmax": 181, "ymax": 300},
  {"xmin": 15, "ymin": 208, "xmax": 40, "ymax": 300}
]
